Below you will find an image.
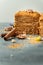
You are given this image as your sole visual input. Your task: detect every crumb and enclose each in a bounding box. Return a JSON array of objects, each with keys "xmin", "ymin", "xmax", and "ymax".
[
  {"xmin": 11, "ymin": 39, "xmax": 16, "ymax": 43},
  {"xmin": 7, "ymin": 43, "xmax": 24, "ymax": 49},
  {"xmin": 28, "ymin": 36, "xmax": 41, "ymax": 44}
]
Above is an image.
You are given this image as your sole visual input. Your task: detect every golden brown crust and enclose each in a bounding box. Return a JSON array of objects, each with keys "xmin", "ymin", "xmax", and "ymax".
[{"xmin": 15, "ymin": 10, "xmax": 40, "ymax": 18}]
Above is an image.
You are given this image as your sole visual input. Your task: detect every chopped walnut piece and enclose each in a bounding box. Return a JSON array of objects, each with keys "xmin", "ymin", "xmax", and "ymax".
[
  {"xmin": 4, "ymin": 26, "xmax": 13, "ymax": 31},
  {"xmin": 16, "ymin": 33, "xmax": 27, "ymax": 39}
]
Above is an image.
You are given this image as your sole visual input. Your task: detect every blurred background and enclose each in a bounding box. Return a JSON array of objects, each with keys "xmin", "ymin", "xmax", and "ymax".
[{"xmin": 0, "ymin": 0, "xmax": 43, "ymax": 23}]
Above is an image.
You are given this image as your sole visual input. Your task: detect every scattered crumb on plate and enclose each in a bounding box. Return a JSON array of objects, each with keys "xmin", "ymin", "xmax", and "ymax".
[
  {"xmin": 27, "ymin": 36, "xmax": 41, "ymax": 44},
  {"xmin": 7, "ymin": 43, "xmax": 24, "ymax": 49},
  {"xmin": 11, "ymin": 39, "xmax": 16, "ymax": 43}
]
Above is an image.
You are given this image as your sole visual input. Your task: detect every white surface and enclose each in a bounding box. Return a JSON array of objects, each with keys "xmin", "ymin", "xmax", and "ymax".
[{"xmin": 0, "ymin": 0, "xmax": 43, "ymax": 23}]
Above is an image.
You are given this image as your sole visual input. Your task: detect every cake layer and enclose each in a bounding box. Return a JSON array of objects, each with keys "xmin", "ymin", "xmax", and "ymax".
[
  {"xmin": 14, "ymin": 22, "xmax": 39, "ymax": 27},
  {"xmin": 15, "ymin": 16, "xmax": 39, "ymax": 23},
  {"xmin": 14, "ymin": 22, "xmax": 39, "ymax": 35}
]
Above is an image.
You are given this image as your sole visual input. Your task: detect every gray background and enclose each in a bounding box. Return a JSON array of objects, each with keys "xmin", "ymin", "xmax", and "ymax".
[{"xmin": 0, "ymin": 0, "xmax": 43, "ymax": 23}]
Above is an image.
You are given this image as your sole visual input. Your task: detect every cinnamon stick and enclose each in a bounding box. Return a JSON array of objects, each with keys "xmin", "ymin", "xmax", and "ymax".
[{"xmin": 4, "ymin": 28, "xmax": 16, "ymax": 40}]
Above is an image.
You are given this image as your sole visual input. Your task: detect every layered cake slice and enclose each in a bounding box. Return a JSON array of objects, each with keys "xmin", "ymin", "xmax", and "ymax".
[{"xmin": 14, "ymin": 10, "xmax": 40, "ymax": 35}]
